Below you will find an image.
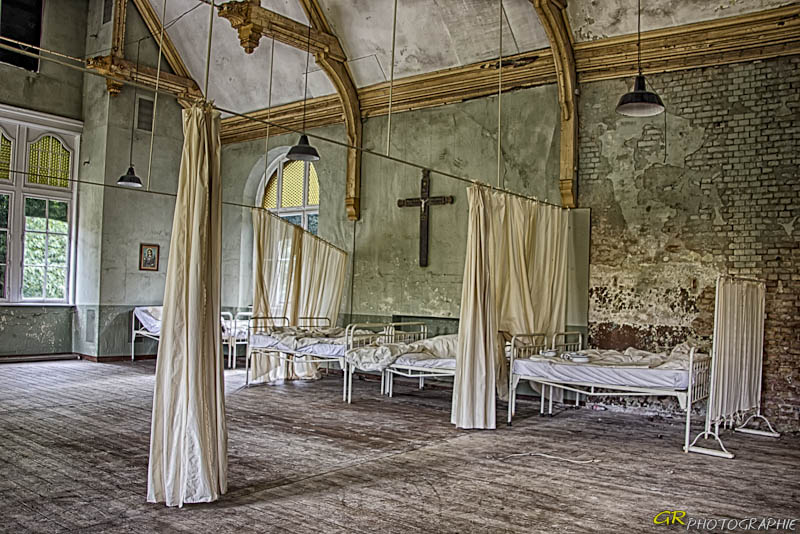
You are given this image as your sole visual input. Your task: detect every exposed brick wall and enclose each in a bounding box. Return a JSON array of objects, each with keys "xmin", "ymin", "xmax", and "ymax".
[{"xmin": 578, "ymin": 55, "xmax": 800, "ymax": 430}]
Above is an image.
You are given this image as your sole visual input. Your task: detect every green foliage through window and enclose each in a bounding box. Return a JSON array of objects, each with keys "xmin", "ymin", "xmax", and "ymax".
[{"xmin": 22, "ymin": 197, "xmax": 69, "ymax": 300}]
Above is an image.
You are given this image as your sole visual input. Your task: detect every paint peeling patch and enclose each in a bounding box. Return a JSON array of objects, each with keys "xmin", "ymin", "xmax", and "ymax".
[{"xmin": 588, "ymin": 321, "xmax": 711, "ymax": 353}]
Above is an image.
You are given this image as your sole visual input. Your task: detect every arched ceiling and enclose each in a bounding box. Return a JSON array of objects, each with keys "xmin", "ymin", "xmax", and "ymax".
[{"xmin": 145, "ymin": 0, "xmax": 794, "ymax": 114}]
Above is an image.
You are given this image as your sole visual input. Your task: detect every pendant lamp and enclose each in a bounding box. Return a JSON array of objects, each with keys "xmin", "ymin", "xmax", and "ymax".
[
  {"xmin": 118, "ymin": 40, "xmax": 143, "ymax": 187},
  {"xmin": 616, "ymin": 0, "xmax": 665, "ymax": 117},
  {"xmin": 287, "ymin": 25, "xmax": 320, "ymax": 161}
]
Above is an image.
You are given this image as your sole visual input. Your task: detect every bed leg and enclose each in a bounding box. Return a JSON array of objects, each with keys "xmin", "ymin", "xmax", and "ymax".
[
  {"xmin": 575, "ymin": 392, "xmax": 580, "ymax": 407},
  {"xmin": 131, "ymin": 318, "xmax": 136, "ymax": 362},
  {"xmin": 540, "ymin": 385, "xmax": 545, "ymax": 416},
  {"xmin": 380, "ymin": 370, "xmax": 385, "ymax": 395},
  {"xmin": 419, "ymin": 376, "xmax": 424, "ymax": 390},
  {"xmin": 347, "ymin": 367, "xmax": 354, "ymax": 404},
  {"xmin": 684, "ymin": 403, "xmax": 692, "ymax": 453},
  {"xmin": 389, "ymin": 372, "xmax": 394, "ymax": 398},
  {"xmin": 548, "ymin": 385, "xmax": 554, "ymax": 416},
  {"xmin": 342, "ymin": 362, "xmax": 348, "ymax": 402}
]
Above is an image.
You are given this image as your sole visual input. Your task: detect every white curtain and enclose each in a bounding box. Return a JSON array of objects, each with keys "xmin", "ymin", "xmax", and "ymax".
[
  {"xmin": 452, "ymin": 186, "xmax": 569, "ymax": 429},
  {"xmin": 249, "ymin": 212, "xmax": 347, "ymax": 383},
  {"xmin": 708, "ymin": 276, "xmax": 765, "ymax": 423},
  {"xmin": 250, "ymin": 211, "xmax": 301, "ymax": 383},
  {"xmin": 292, "ymin": 234, "xmax": 348, "ymax": 378},
  {"xmin": 147, "ymin": 103, "xmax": 227, "ymax": 507}
]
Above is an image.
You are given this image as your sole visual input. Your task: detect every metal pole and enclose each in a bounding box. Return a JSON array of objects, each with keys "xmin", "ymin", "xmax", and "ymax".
[{"xmin": 497, "ymin": 0, "xmax": 503, "ymax": 189}]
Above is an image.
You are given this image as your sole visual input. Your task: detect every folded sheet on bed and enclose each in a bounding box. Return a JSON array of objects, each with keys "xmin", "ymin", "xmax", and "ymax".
[
  {"xmin": 222, "ymin": 319, "xmax": 249, "ymax": 341},
  {"xmin": 134, "ymin": 306, "xmax": 163, "ymax": 334},
  {"xmin": 347, "ymin": 334, "xmax": 458, "ymax": 371},
  {"xmin": 527, "ymin": 343, "xmax": 702, "ymax": 370}
]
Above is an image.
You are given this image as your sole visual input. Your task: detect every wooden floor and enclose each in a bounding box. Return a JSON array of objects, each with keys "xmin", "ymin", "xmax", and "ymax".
[{"xmin": 0, "ymin": 360, "xmax": 797, "ymax": 533}]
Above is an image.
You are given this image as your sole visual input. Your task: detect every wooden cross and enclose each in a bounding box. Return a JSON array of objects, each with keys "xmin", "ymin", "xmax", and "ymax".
[{"xmin": 397, "ymin": 170, "xmax": 454, "ymax": 267}]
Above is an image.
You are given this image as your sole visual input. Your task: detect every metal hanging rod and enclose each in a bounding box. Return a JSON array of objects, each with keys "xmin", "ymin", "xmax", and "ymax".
[{"xmin": 0, "ymin": 41, "xmax": 566, "ymax": 210}]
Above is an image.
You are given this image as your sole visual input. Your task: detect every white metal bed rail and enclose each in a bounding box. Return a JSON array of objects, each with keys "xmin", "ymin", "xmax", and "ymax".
[
  {"xmin": 551, "ymin": 331, "xmax": 583, "ymax": 353},
  {"xmin": 345, "ymin": 321, "xmax": 429, "ymax": 403},
  {"xmin": 508, "ymin": 346, "xmax": 713, "ymax": 452},
  {"xmin": 131, "ymin": 306, "xmax": 163, "ymax": 361},
  {"xmin": 506, "ymin": 333, "xmax": 548, "ymax": 420}
]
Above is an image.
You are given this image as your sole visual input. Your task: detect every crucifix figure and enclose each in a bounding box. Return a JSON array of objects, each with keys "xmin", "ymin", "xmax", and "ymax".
[{"xmin": 397, "ymin": 169, "xmax": 454, "ymax": 267}]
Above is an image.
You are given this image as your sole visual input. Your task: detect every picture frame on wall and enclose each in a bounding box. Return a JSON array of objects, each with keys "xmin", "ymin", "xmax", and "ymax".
[{"xmin": 139, "ymin": 244, "xmax": 159, "ymax": 271}]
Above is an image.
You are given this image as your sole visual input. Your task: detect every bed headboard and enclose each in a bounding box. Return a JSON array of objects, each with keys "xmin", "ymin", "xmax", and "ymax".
[{"xmin": 392, "ymin": 315, "xmax": 459, "ymax": 337}]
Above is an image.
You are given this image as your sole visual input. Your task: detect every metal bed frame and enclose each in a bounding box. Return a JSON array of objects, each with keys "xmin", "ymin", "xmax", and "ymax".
[
  {"xmin": 221, "ymin": 311, "xmax": 252, "ymax": 369},
  {"xmin": 508, "ymin": 331, "xmax": 712, "ymax": 452},
  {"xmin": 344, "ymin": 322, "xmax": 429, "ymax": 403},
  {"xmin": 246, "ymin": 316, "xmax": 386, "ymax": 401},
  {"xmin": 131, "ymin": 306, "xmax": 162, "ymax": 361}
]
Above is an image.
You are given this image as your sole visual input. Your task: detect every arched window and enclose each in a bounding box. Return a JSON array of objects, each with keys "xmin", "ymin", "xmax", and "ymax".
[{"xmin": 262, "ymin": 159, "xmax": 319, "ymax": 235}]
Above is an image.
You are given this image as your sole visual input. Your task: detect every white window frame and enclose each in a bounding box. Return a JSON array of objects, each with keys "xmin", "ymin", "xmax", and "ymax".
[
  {"xmin": 0, "ymin": 103, "xmax": 81, "ymax": 304},
  {"xmin": 259, "ymin": 156, "xmax": 319, "ymax": 233}
]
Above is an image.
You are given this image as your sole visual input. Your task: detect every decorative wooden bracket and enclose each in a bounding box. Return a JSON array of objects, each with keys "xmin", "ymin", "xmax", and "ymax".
[
  {"xmin": 219, "ymin": 0, "xmax": 363, "ymax": 220},
  {"xmin": 532, "ymin": 0, "xmax": 577, "ymax": 208},
  {"xmin": 87, "ymin": 55, "xmax": 203, "ymax": 104}
]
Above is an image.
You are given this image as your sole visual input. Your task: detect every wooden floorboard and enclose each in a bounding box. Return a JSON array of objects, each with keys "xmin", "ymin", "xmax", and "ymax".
[{"xmin": 0, "ymin": 360, "xmax": 797, "ymax": 533}]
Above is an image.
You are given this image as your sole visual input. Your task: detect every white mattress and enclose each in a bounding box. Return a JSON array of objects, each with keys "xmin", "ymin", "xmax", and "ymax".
[
  {"xmin": 296, "ymin": 343, "xmax": 345, "ymax": 358},
  {"xmin": 249, "ymin": 335, "xmax": 345, "ymax": 358},
  {"xmin": 134, "ymin": 306, "xmax": 162, "ymax": 335},
  {"xmin": 513, "ymin": 358, "xmax": 689, "ymax": 390},
  {"xmin": 249, "ymin": 334, "xmax": 291, "ymax": 351},
  {"xmin": 394, "ymin": 353, "xmax": 456, "ymax": 371}
]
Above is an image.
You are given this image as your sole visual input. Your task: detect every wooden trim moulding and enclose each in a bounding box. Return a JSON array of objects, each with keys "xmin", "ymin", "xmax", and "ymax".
[{"xmin": 220, "ymin": 4, "xmax": 800, "ymax": 146}]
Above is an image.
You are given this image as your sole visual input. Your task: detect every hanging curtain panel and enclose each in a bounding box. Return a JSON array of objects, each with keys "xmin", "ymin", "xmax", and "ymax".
[
  {"xmin": 708, "ymin": 276, "xmax": 766, "ymax": 423},
  {"xmin": 250, "ymin": 211, "xmax": 302, "ymax": 383},
  {"xmin": 292, "ymin": 234, "xmax": 348, "ymax": 378},
  {"xmin": 249, "ymin": 211, "xmax": 347, "ymax": 383},
  {"xmin": 147, "ymin": 103, "xmax": 227, "ymax": 507},
  {"xmin": 452, "ymin": 186, "xmax": 569, "ymax": 430}
]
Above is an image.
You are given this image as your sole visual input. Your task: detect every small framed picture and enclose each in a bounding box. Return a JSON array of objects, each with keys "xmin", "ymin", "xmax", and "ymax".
[{"xmin": 139, "ymin": 244, "xmax": 160, "ymax": 271}]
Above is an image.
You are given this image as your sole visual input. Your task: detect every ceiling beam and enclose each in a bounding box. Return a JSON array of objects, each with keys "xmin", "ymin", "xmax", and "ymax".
[
  {"xmin": 532, "ymin": 0, "xmax": 577, "ymax": 208},
  {"xmin": 217, "ymin": 0, "xmax": 345, "ymax": 61},
  {"xmin": 219, "ymin": 3, "xmax": 800, "ymax": 176},
  {"xmin": 106, "ymin": 0, "xmax": 129, "ymax": 95},
  {"xmin": 298, "ymin": 0, "xmax": 362, "ymax": 222},
  {"xmin": 130, "ymin": 0, "xmax": 195, "ymax": 81},
  {"xmin": 218, "ymin": 0, "xmax": 363, "ymax": 221},
  {"xmin": 87, "ymin": 54, "xmax": 203, "ymax": 104}
]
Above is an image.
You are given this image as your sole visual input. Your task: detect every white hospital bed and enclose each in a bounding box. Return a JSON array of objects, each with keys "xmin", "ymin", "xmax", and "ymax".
[
  {"xmin": 246, "ymin": 316, "xmax": 377, "ymax": 400},
  {"xmin": 131, "ymin": 306, "xmax": 163, "ymax": 361},
  {"xmin": 507, "ymin": 331, "xmax": 712, "ymax": 451},
  {"xmin": 221, "ymin": 311, "xmax": 252, "ymax": 368}
]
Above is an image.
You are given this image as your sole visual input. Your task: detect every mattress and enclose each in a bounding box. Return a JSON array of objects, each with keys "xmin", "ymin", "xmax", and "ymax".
[
  {"xmin": 249, "ymin": 334, "xmax": 345, "ymax": 358},
  {"xmin": 133, "ymin": 306, "xmax": 162, "ymax": 335},
  {"xmin": 512, "ymin": 358, "xmax": 689, "ymax": 390},
  {"xmin": 393, "ymin": 352, "xmax": 456, "ymax": 370}
]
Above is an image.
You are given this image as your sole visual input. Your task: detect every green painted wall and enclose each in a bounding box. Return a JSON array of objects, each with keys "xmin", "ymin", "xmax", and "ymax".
[
  {"xmin": 220, "ymin": 84, "xmax": 561, "ymax": 322},
  {"xmin": 0, "ymin": 0, "xmax": 88, "ymax": 121},
  {"xmin": 0, "ymin": 306, "xmax": 73, "ymax": 356}
]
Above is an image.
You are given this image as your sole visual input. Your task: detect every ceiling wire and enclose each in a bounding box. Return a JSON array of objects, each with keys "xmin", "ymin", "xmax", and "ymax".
[
  {"xmin": 261, "ymin": 36, "xmax": 276, "ymax": 191},
  {"xmin": 146, "ymin": 0, "xmax": 170, "ymax": 192},
  {"xmin": 385, "ymin": 0, "xmax": 398, "ymax": 156},
  {"xmin": 497, "ymin": 0, "xmax": 503, "ymax": 190},
  {"xmin": 0, "ymin": 40, "xmax": 566, "ymax": 210}
]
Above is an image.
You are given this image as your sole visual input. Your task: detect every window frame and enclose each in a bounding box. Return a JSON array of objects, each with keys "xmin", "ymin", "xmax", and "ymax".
[
  {"xmin": 260, "ymin": 156, "xmax": 319, "ymax": 234},
  {"xmin": 0, "ymin": 0, "xmax": 44, "ymax": 73},
  {"xmin": 0, "ymin": 103, "xmax": 81, "ymax": 305}
]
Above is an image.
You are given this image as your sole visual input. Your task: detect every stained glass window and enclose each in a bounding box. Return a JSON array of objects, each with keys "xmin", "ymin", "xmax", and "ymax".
[
  {"xmin": 260, "ymin": 159, "xmax": 319, "ymax": 233},
  {"xmin": 28, "ymin": 135, "xmax": 71, "ymax": 188},
  {"xmin": 0, "ymin": 133, "xmax": 11, "ymax": 181},
  {"xmin": 0, "ymin": 193, "xmax": 8, "ymax": 299}
]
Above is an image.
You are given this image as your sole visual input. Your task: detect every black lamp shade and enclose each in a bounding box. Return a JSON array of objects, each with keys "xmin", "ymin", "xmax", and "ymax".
[
  {"xmin": 286, "ymin": 134, "xmax": 320, "ymax": 162},
  {"xmin": 616, "ymin": 74, "xmax": 665, "ymax": 117},
  {"xmin": 117, "ymin": 165, "xmax": 143, "ymax": 188}
]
